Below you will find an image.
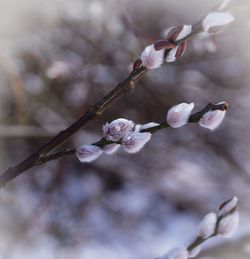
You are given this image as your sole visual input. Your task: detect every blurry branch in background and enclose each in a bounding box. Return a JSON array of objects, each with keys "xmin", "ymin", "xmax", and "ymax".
[
  {"xmin": 0, "ymin": 54, "xmax": 28, "ymax": 124},
  {"xmin": 156, "ymin": 196, "xmax": 239, "ymax": 259},
  {"xmin": 35, "ymin": 101, "xmax": 228, "ymax": 165},
  {"xmin": 0, "ymin": 0, "xmax": 235, "ymax": 186}
]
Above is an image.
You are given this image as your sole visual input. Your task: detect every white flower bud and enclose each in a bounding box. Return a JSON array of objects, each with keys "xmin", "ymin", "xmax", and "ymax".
[
  {"xmin": 158, "ymin": 246, "xmax": 188, "ymax": 259},
  {"xmin": 217, "ymin": 211, "xmax": 239, "ymax": 237},
  {"xmin": 165, "ymin": 24, "xmax": 191, "ymax": 62},
  {"xmin": 103, "ymin": 118, "xmax": 135, "ymax": 141},
  {"xmin": 199, "ymin": 107, "xmax": 226, "ymax": 130},
  {"xmin": 219, "ymin": 0, "xmax": 232, "ymax": 11},
  {"xmin": 76, "ymin": 144, "xmax": 103, "ymax": 163},
  {"xmin": 167, "ymin": 103, "xmax": 194, "ymax": 128},
  {"xmin": 175, "ymin": 24, "xmax": 192, "ymax": 41},
  {"xmin": 198, "ymin": 212, "xmax": 217, "ymax": 239},
  {"xmin": 140, "ymin": 44, "xmax": 164, "ymax": 69},
  {"xmin": 139, "ymin": 122, "xmax": 159, "ymax": 131},
  {"xmin": 188, "ymin": 245, "xmax": 201, "ymax": 258},
  {"xmin": 219, "ymin": 196, "xmax": 238, "ymax": 217},
  {"xmin": 102, "ymin": 143, "xmax": 120, "ymax": 155},
  {"xmin": 202, "ymin": 12, "xmax": 234, "ymax": 32},
  {"xmin": 122, "ymin": 132, "xmax": 151, "ymax": 153},
  {"xmin": 166, "ymin": 47, "xmax": 178, "ymax": 63}
]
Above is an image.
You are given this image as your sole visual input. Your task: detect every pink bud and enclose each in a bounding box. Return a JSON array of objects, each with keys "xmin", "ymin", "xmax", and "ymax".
[
  {"xmin": 167, "ymin": 103, "xmax": 194, "ymax": 128},
  {"xmin": 158, "ymin": 246, "xmax": 188, "ymax": 259},
  {"xmin": 188, "ymin": 245, "xmax": 201, "ymax": 258},
  {"xmin": 199, "ymin": 104, "xmax": 226, "ymax": 130},
  {"xmin": 102, "ymin": 143, "xmax": 120, "ymax": 155},
  {"xmin": 202, "ymin": 12, "xmax": 234, "ymax": 32},
  {"xmin": 219, "ymin": 196, "xmax": 238, "ymax": 217},
  {"xmin": 122, "ymin": 132, "xmax": 151, "ymax": 153},
  {"xmin": 75, "ymin": 145, "xmax": 103, "ymax": 163},
  {"xmin": 103, "ymin": 118, "xmax": 135, "ymax": 141},
  {"xmin": 217, "ymin": 211, "xmax": 239, "ymax": 237},
  {"xmin": 140, "ymin": 44, "xmax": 164, "ymax": 69},
  {"xmin": 198, "ymin": 213, "xmax": 217, "ymax": 239}
]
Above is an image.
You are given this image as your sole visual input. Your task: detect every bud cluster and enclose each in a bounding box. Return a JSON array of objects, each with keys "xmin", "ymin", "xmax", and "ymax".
[
  {"xmin": 167, "ymin": 101, "xmax": 227, "ymax": 130},
  {"xmin": 157, "ymin": 197, "xmax": 239, "ymax": 259},
  {"xmin": 75, "ymin": 101, "xmax": 228, "ymax": 164},
  {"xmin": 133, "ymin": 24, "xmax": 192, "ymax": 71},
  {"xmin": 165, "ymin": 24, "xmax": 192, "ymax": 63},
  {"xmin": 76, "ymin": 118, "xmax": 153, "ymax": 163}
]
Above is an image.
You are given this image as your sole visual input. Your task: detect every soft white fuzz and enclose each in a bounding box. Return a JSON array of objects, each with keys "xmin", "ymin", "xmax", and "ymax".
[
  {"xmin": 140, "ymin": 44, "xmax": 164, "ymax": 69},
  {"xmin": 199, "ymin": 108, "xmax": 226, "ymax": 130},
  {"xmin": 166, "ymin": 47, "xmax": 179, "ymax": 63},
  {"xmin": 198, "ymin": 212, "xmax": 217, "ymax": 239},
  {"xmin": 103, "ymin": 118, "xmax": 134, "ymax": 141},
  {"xmin": 217, "ymin": 212, "xmax": 239, "ymax": 237},
  {"xmin": 167, "ymin": 103, "xmax": 194, "ymax": 128},
  {"xmin": 202, "ymin": 12, "xmax": 234, "ymax": 32},
  {"xmin": 75, "ymin": 144, "xmax": 103, "ymax": 163},
  {"xmin": 122, "ymin": 132, "xmax": 151, "ymax": 153},
  {"xmin": 176, "ymin": 24, "xmax": 192, "ymax": 41},
  {"xmin": 219, "ymin": 196, "xmax": 238, "ymax": 217}
]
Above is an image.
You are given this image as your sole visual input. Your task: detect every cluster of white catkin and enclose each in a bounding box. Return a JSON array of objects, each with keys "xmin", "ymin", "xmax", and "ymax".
[
  {"xmin": 75, "ymin": 101, "xmax": 227, "ymax": 163},
  {"xmin": 156, "ymin": 196, "xmax": 239, "ymax": 259},
  {"xmin": 135, "ymin": 0, "xmax": 234, "ymax": 71}
]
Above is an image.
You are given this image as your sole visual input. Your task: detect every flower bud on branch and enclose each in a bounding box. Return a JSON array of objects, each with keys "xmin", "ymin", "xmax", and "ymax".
[
  {"xmin": 198, "ymin": 212, "xmax": 217, "ymax": 239},
  {"xmin": 219, "ymin": 196, "xmax": 238, "ymax": 217},
  {"xmin": 75, "ymin": 145, "xmax": 103, "ymax": 163},
  {"xmin": 217, "ymin": 211, "xmax": 239, "ymax": 237},
  {"xmin": 39, "ymin": 101, "xmax": 229, "ymax": 165},
  {"xmin": 140, "ymin": 44, "xmax": 165, "ymax": 69},
  {"xmin": 199, "ymin": 101, "xmax": 227, "ymax": 130},
  {"xmin": 157, "ymin": 197, "xmax": 239, "ymax": 259},
  {"xmin": 165, "ymin": 25, "xmax": 192, "ymax": 62},
  {"xmin": 122, "ymin": 132, "xmax": 152, "ymax": 153},
  {"xmin": 202, "ymin": 12, "xmax": 234, "ymax": 33},
  {"xmin": 103, "ymin": 118, "xmax": 135, "ymax": 141},
  {"xmin": 167, "ymin": 103, "xmax": 194, "ymax": 128}
]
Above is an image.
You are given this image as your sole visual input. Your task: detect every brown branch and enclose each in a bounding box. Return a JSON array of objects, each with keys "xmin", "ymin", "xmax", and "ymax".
[
  {"xmin": 0, "ymin": 67, "xmax": 147, "ymax": 186},
  {"xmin": 0, "ymin": 4, "xmax": 229, "ymax": 186}
]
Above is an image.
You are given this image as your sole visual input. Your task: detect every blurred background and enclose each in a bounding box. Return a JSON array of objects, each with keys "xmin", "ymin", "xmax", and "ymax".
[{"xmin": 0, "ymin": 0, "xmax": 250, "ymax": 258}]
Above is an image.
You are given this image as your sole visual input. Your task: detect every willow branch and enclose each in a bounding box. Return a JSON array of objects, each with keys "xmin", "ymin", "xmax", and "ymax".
[
  {"xmin": 187, "ymin": 206, "xmax": 237, "ymax": 253},
  {"xmin": 155, "ymin": 196, "xmax": 239, "ymax": 259},
  {"xmin": 33, "ymin": 102, "xmax": 228, "ymax": 167},
  {"xmin": 0, "ymin": 3, "xmax": 229, "ymax": 186}
]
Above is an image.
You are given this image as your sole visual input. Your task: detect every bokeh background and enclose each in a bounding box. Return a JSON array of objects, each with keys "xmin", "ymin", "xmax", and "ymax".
[{"xmin": 0, "ymin": 0, "xmax": 250, "ymax": 258}]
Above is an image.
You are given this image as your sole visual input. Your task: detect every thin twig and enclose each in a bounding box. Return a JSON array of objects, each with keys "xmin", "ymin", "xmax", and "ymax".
[{"xmin": 33, "ymin": 102, "xmax": 228, "ymax": 167}]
